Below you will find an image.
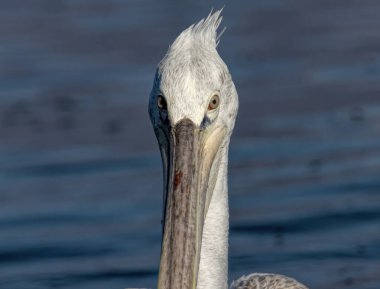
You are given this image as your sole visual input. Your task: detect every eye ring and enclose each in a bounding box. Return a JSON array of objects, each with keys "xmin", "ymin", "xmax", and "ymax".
[
  {"xmin": 208, "ymin": 94, "xmax": 220, "ymax": 111},
  {"xmin": 157, "ymin": 95, "xmax": 167, "ymax": 111}
]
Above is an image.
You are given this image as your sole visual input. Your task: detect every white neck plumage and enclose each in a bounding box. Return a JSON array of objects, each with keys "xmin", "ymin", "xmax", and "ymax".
[{"xmin": 197, "ymin": 145, "xmax": 230, "ymax": 289}]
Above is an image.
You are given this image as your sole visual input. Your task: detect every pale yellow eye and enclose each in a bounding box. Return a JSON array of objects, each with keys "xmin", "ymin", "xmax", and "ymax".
[
  {"xmin": 208, "ymin": 94, "xmax": 220, "ymax": 111},
  {"xmin": 157, "ymin": 95, "xmax": 167, "ymax": 110}
]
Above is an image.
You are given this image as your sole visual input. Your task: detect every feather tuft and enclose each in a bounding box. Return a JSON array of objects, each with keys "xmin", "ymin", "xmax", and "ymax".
[{"xmin": 169, "ymin": 8, "xmax": 225, "ymax": 52}]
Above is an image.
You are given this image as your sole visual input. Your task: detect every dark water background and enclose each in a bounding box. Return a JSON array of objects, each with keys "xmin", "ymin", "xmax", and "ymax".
[{"xmin": 1, "ymin": 1, "xmax": 380, "ymax": 288}]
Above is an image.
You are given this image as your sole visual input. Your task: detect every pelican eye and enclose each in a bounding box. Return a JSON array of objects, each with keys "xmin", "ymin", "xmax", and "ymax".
[
  {"xmin": 208, "ymin": 94, "xmax": 220, "ymax": 111},
  {"xmin": 157, "ymin": 95, "xmax": 167, "ymax": 111}
]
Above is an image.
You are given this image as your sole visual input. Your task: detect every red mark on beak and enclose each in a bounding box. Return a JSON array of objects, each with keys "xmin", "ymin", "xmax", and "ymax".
[{"xmin": 174, "ymin": 170, "xmax": 183, "ymax": 190}]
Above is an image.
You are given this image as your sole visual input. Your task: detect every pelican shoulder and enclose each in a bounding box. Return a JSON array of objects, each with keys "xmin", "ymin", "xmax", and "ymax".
[{"xmin": 230, "ymin": 273, "xmax": 309, "ymax": 289}]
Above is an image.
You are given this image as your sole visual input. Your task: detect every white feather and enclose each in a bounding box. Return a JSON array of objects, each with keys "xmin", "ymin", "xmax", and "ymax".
[{"xmin": 148, "ymin": 9, "xmax": 309, "ymax": 289}]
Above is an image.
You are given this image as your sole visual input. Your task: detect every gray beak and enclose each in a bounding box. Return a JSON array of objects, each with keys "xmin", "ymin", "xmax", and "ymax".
[{"xmin": 157, "ymin": 118, "xmax": 226, "ymax": 289}]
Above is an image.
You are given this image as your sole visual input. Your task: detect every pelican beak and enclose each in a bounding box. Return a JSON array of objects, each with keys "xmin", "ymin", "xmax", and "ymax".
[{"xmin": 157, "ymin": 118, "xmax": 226, "ymax": 289}]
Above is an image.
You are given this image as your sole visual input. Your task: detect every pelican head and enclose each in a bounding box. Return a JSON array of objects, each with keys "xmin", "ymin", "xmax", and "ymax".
[{"xmin": 149, "ymin": 10, "xmax": 238, "ymax": 289}]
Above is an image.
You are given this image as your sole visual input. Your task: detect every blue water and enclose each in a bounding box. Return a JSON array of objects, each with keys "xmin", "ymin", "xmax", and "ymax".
[{"xmin": 1, "ymin": 1, "xmax": 380, "ymax": 288}]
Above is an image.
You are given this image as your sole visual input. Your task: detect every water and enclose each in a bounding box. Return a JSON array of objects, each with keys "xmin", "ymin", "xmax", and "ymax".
[{"xmin": 1, "ymin": 1, "xmax": 380, "ymax": 288}]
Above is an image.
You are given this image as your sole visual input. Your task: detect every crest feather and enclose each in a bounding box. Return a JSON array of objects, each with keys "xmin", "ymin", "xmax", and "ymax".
[{"xmin": 170, "ymin": 9, "xmax": 225, "ymax": 51}]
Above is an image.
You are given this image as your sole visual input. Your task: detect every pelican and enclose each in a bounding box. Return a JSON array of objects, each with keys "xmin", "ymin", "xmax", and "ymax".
[{"xmin": 147, "ymin": 9, "xmax": 310, "ymax": 289}]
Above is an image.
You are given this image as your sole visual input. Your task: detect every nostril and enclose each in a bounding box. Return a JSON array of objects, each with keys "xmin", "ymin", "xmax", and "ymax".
[{"xmin": 201, "ymin": 116, "xmax": 211, "ymax": 128}]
